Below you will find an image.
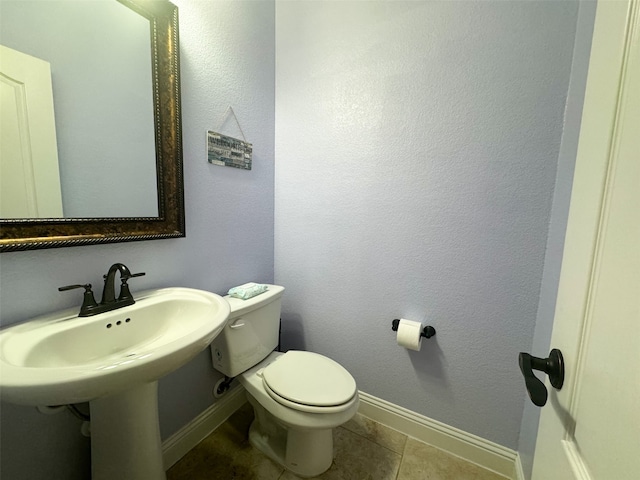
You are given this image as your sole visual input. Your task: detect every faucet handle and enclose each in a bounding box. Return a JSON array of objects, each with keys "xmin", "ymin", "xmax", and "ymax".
[
  {"xmin": 120, "ymin": 271, "xmax": 145, "ymax": 281},
  {"xmin": 58, "ymin": 283, "xmax": 99, "ymax": 316},
  {"xmin": 59, "ymin": 283, "xmax": 91, "ymax": 292},
  {"xmin": 120, "ymin": 271, "xmax": 145, "ymax": 283},
  {"xmin": 118, "ymin": 272, "xmax": 145, "ymax": 302}
]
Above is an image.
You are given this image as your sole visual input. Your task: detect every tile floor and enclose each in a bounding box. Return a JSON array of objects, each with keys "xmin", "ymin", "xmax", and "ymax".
[{"xmin": 167, "ymin": 403, "xmax": 509, "ymax": 480}]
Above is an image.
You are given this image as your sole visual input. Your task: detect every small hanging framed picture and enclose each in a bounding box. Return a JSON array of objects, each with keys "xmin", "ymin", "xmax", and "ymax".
[{"xmin": 207, "ymin": 131, "xmax": 253, "ymax": 170}]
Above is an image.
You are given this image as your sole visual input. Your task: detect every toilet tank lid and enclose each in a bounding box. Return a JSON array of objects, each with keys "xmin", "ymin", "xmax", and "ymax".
[{"xmin": 224, "ymin": 284, "xmax": 284, "ymax": 317}]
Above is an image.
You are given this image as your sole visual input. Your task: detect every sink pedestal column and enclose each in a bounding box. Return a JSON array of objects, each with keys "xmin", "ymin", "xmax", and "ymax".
[{"xmin": 90, "ymin": 381, "xmax": 165, "ymax": 480}]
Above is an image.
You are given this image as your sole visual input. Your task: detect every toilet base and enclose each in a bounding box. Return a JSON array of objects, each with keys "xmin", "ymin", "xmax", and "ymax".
[{"xmin": 247, "ymin": 396, "xmax": 334, "ymax": 477}]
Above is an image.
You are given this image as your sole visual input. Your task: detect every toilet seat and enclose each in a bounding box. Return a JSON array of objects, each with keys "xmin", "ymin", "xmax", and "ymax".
[{"xmin": 261, "ymin": 351, "xmax": 357, "ymax": 413}]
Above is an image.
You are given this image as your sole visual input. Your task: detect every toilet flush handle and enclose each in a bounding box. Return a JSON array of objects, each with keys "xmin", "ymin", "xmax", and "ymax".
[{"xmin": 230, "ymin": 318, "xmax": 245, "ymax": 329}]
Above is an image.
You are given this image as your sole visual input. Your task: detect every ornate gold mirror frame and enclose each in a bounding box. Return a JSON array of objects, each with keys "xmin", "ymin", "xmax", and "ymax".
[{"xmin": 0, "ymin": 0, "xmax": 184, "ymax": 252}]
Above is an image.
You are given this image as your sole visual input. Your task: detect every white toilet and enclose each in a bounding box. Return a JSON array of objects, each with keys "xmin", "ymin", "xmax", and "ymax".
[{"xmin": 210, "ymin": 285, "xmax": 359, "ymax": 477}]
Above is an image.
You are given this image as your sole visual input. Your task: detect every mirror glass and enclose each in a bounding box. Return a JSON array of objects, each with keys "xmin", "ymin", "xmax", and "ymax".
[
  {"xmin": 0, "ymin": 0, "xmax": 184, "ymax": 252},
  {"xmin": 0, "ymin": 0, "xmax": 158, "ymax": 218}
]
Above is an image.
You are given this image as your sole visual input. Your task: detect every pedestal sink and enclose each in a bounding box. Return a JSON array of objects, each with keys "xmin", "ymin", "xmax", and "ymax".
[{"xmin": 0, "ymin": 287, "xmax": 230, "ymax": 480}]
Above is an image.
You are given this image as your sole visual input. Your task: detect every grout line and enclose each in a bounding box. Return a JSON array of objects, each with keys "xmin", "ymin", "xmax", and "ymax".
[
  {"xmin": 339, "ymin": 425, "xmax": 405, "ymax": 459},
  {"xmin": 340, "ymin": 418, "xmax": 407, "ymax": 480},
  {"xmin": 394, "ymin": 443, "xmax": 405, "ymax": 480}
]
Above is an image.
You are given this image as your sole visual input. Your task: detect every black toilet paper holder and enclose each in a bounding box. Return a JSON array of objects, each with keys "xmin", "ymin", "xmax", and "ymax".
[{"xmin": 392, "ymin": 319, "xmax": 436, "ymax": 339}]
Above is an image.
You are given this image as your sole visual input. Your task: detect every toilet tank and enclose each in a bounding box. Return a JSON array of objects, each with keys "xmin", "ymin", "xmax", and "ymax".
[{"xmin": 210, "ymin": 284, "xmax": 285, "ymax": 377}]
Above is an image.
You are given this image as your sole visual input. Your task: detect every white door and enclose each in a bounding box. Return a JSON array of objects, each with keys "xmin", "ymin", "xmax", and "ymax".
[
  {"xmin": 0, "ymin": 44, "xmax": 63, "ymax": 218},
  {"xmin": 531, "ymin": 1, "xmax": 640, "ymax": 479}
]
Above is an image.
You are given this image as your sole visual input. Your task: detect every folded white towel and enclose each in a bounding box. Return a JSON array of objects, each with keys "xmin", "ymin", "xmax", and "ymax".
[{"xmin": 227, "ymin": 282, "xmax": 268, "ymax": 300}]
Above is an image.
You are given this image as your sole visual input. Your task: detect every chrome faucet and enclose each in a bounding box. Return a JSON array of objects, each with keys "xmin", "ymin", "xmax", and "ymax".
[{"xmin": 59, "ymin": 263, "xmax": 145, "ymax": 317}]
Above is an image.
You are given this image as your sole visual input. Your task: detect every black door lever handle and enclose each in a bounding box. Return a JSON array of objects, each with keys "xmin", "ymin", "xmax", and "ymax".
[{"xmin": 518, "ymin": 349, "xmax": 564, "ymax": 407}]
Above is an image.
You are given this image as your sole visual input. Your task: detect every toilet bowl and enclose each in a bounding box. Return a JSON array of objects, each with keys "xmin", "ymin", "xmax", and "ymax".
[
  {"xmin": 239, "ymin": 351, "xmax": 358, "ymax": 476},
  {"xmin": 210, "ymin": 285, "xmax": 358, "ymax": 477}
]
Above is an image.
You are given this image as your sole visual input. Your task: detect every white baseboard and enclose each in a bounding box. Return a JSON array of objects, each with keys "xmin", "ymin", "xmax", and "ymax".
[
  {"xmin": 162, "ymin": 386, "xmax": 247, "ymax": 470},
  {"xmin": 357, "ymin": 391, "xmax": 519, "ymax": 480},
  {"xmin": 161, "ymin": 387, "xmax": 522, "ymax": 480},
  {"xmin": 514, "ymin": 453, "xmax": 526, "ymax": 480}
]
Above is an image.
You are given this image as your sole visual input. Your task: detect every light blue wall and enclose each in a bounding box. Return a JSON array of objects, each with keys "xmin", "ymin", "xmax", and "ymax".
[
  {"xmin": 0, "ymin": 0, "xmax": 596, "ymax": 477},
  {"xmin": 517, "ymin": 2, "xmax": 597, "ymax": 477},
  {"xmin": 0, "ymin": 1, "xmax": 275, "ymax": 478},
  {"xmin": 275, "ymin": 0, "xmax": 580, "ymax": 449}
]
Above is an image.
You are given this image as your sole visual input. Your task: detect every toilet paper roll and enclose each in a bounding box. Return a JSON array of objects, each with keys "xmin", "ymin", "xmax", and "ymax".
[{"xmin": 396, "ymin": 319, "xmax": 423, "ymax": 351}]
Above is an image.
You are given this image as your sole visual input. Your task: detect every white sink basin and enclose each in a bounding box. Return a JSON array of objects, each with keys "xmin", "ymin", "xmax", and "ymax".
[{"xmin": 0, "ymin": 287, "xmax": 230, "ymax": 406}]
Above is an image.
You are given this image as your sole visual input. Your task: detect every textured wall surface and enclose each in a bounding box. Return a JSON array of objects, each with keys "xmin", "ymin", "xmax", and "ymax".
[
  {"xmin": 0, "ymin": 1, "xmax": 275, "ymax": 478},
  {"xmin": 0, "ymin": 0, "xmax": 592, "ymax": 477},
  {"xmin": 275, "ymin": 0, "xmax": 579, "ymax": 449}
]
